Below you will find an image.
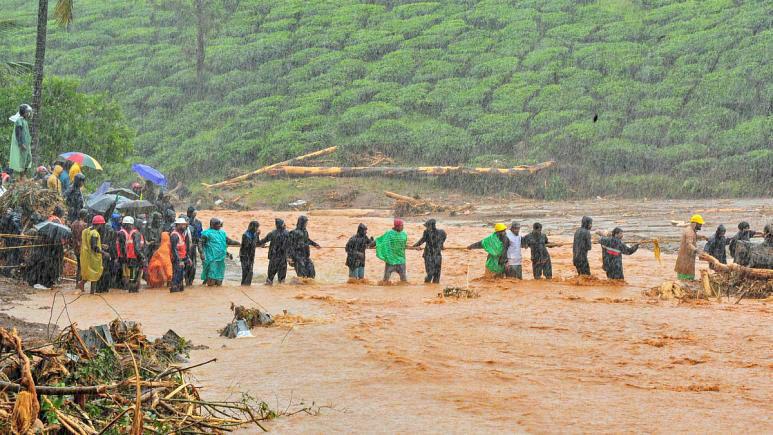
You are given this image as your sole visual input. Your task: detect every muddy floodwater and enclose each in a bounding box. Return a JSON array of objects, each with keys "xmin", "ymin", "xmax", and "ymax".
[{"xmin": 5, "ymin": 199, "xmax": 772, "ymax": 433}]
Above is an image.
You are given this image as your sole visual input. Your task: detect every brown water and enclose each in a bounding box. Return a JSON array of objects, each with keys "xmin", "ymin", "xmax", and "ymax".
[{"xmin": 6, "ymin": 202, "xmax": 772, "ymax": 433}]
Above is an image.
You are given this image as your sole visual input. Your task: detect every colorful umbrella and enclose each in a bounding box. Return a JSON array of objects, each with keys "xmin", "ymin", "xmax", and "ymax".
[
  {"xmin": 131, "ymin": 163, "xmax": 167, "ymax": 186},
  {"xmin": 59, "ymin": 152, "xmax": 103, "ymax": 170}
]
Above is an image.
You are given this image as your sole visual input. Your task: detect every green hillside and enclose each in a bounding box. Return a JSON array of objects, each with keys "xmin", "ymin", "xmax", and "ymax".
[{"xmin": 1, "ymin": 0, "xmax": 771, "ymax": 197}]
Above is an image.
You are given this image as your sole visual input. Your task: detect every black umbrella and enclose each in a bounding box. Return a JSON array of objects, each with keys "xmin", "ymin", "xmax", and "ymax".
[
  {"xmin": 104, "ymin": 188, "xmax": 139, "ymax": 200},
  {"xmin": 86, "ymin": 194, "xmax": 131, "ymax": 214},
  {"xmin": 34, "ymin": 221, "xmax": 72, "ymax": 241},
  {"xmin": 116, "ymin": 200, "xmax": 156, "ymax": 214}
]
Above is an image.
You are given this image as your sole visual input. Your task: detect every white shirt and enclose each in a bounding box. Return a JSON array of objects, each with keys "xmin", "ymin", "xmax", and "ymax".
[{"xmin": 506, "ymin": 229, "xmax": 523, "ymax": 266}]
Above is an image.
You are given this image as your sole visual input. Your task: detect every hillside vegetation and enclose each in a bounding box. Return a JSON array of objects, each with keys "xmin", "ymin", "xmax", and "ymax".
[{"xmin": 1, "ymin": 0, "xmax": 771, "ymax": 197}]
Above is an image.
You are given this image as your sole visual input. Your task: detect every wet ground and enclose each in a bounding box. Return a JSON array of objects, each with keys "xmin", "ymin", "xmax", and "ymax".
[{"xmin": 3, "ymin": 199, "xmax": 771, "ymax": 432}]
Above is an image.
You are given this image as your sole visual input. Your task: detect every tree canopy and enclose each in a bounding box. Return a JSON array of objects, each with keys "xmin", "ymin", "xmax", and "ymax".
[{"xmin": 0, "ymin": 0, "xmax": 770, "ymax": 197}]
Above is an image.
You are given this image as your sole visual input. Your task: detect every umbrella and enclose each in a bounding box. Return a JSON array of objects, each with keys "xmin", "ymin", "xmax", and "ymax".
[
  {"xmin": 105, "ymin": 188, "xmax": 139, "ymax": 200},
  {"xmin": 132, "ymin": 164, "xmax": 167, "ymax": 186},
  {"xmin": 86, "ymin": 194, "xmax": 131, "ymax": 214},
  {"xmin": 94, "ymin": 181, "xmax": 111, "ymax": 196},
  {"xmin": 116, "ymin": 200, "xmax": 156, "ymax": 214},
  {"xmin": 34, "ymin": 221, "xmax": 71, "ymax": 241},
  {"xmin": 59, "ymin": 152, "xmax": 103, "ymax": 170}
]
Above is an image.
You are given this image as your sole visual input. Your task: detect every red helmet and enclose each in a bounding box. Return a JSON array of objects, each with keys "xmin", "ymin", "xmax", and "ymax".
[{"xmin": 92, "ymin": 215, "xmax": 106, "ymax": 225}]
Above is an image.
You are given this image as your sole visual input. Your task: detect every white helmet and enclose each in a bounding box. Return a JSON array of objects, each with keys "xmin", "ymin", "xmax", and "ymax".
[
  {"xmin": 122, "ymin": 216, "xmax": 135, "ymax": 225},
  {"xmin": 174, "ymin": 217, "xmax": 188, "ymax": 225}
]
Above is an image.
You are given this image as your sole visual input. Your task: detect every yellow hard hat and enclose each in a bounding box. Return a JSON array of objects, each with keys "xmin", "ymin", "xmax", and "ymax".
[
  {"xmin": 690, "ymin": 214, "xmax": 705, "ymax": 225},
  {"xmin": 494, "ymin": 223, "xmax": 507, "ymax": 232}
]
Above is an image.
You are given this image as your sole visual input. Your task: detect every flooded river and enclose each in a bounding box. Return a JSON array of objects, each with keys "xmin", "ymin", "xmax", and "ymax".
[{"xmin": 5, "ymin": 199, "xmax": 772, "ymax": 432}]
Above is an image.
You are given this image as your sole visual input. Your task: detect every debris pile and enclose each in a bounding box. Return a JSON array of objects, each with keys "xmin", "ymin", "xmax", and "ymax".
[
  {"xmin": 0, "ymin": 180, "xmax": 64, "ymax": 226},
  {"xmin": 386, "ymin": 191, "xmax": 473, "ymax": 217},
  {"xmin": 220, "ymin": 303, "xmax": 274, "ymax": 338},
  {"xmin": 440, "ymin": 287, "xmax": 480, "ymax": 299},
  {"xmin": 708, "ymin": 272, "xmax": 772, "ymax": 300},
  {"xmin": 0, "ymin": 320, "xmax": 271, "ymax": 433}
]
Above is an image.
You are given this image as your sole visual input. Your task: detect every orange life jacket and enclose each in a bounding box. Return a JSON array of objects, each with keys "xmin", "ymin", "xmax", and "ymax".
[
  {"xmin": 172, "ymin": 230, "xmax": 187, "ymax": 259},
  {"xmin": 116, "ymin": 228, "xmax": 143, "ymax": 259}
]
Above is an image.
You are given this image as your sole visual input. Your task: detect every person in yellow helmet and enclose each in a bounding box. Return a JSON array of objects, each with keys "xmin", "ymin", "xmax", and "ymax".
[
  {"xmin": 467, "ymin": 223, "xmax": 509, "ymax": 277},
  {"xmin": 674, "ymin": 214, "xmax": 705, "ymax": 280}
]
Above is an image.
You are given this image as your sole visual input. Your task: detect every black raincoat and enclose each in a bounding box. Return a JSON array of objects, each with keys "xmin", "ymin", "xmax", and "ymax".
[
  {"xmin": 240, "ymin": 225, "xmax": 260, "ymax": 286},
  {"xmin": 703, "ymin": 225, "xmax": 729, "ymax": 264},
  {"xmin": 600, "ymin": 236, "xmax": 638, "ymax": 279},
  {"xmin": 345, "ymin": 224, "xmax": 374, "ymax": 269},
  {"xmin": 0, "ymin": 209, "xmax": 22, "ymax": 271},
  {"xmin": 413, "ymin": 219, "xmax": 447, "ymax": 283},
  {"xmin": 288, "ymin": 216, "xmax": 319, "ymax": 278},
  {"xmin": 259, "ymin": 219, "xmax": 290, "ymax": 284},
  {"xmin": 524, "ymin": 230, "xmax": 552, "ymax": 279},
  {"xmin": 65, "ymin": 178, "xmax": 85, "ymax": 222},
  {"xmin": 143, "ymin": 213, "xmax": 163, "ymax": 258},
  {"xmin": 572, "ymin": 216, "xmax": 593, "ymax": 275}
]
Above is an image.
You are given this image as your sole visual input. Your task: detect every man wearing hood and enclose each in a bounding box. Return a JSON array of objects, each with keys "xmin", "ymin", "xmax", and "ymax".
[
  {"xmin": 65, "ymin": 173, "xmax": 86, "ymax": 222},
  {"xmin": 185, "ymin": 206, "xmax": 203, "ymax": 286},
  {"xmin": 200, "ymin": 217, "xmax": 240, "ymax": 286},
  {"xmin": 524, "ymin": 222, "xmax": 552, "ymax": 279},
  {"xmin": 376, "ymin": 219, "xmax": 409, "ymax": 283},
  {"xmin": 345, "ymin": 223, "xmax": 374, "ymax": 281},
  {"xmin": 9, "ymin": 104, "xmax": 33, "ymax": 179},
  {"xmin": 144, "ymin": 212, "xmax": 163, "ymax": 259},
  {"xmin": 703, "ymin": 224, "xmax": 730, "ymax": 264},
  {"xmin": 289, "ymin": 215, "xmax": 321, "ymax": 279},
  {"xmin": 600, "ymin": 227, "xmax": 639, "ymax": 280},
  {"xmin": 240, "ymin": 221, "xmax": 260, "ymax": 285},
  {"xmin": 47, "ymin": 164, "xmax": 63, "ymax": 193},
  {"xmin": 259, "ymin": 218, "xmax": 290, "ymax": 285},
  {"xmin": 572, "ymin": 216, "xmax": 593, "ymax": 276},
  {"xmin": 729, "ymin": 221, "xmax": 761, "ymax": 263},
  {"xmin": 413, "ymin": 219, "xmax": 446, "ymax": 283}
]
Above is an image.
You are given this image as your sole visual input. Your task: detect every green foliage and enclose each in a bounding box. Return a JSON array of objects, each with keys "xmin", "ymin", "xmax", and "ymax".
[
  {"xmin": 0, "ymin": 76, "xmax": 134, "ymax": 166},
  {"xmin": 0, "ymin": 0, "xmax": 769, "ymax": 197}
]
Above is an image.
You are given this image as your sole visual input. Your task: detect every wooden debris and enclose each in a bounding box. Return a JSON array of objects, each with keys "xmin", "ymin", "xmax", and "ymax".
[
  {"xmin": 699, "ymin": 253, "xmax": 773, "ymax": 280},
  {"xmin": 385, "ymin": 191, "xmax": 473, "ymax": 217},
  {"xmin": 204, "ymin": 146, "xmax": 338, "ymax": 189},
  {"xmin": 261, "ymin": 161, "xmax": 555, "ymax": 178},
  {"xmin": 0, "ymin": 321, "xmax": 272, "ymax": 433},
  {"xmin": 440, "ymin": 287, "xmax": 479, "ymax": 299}
]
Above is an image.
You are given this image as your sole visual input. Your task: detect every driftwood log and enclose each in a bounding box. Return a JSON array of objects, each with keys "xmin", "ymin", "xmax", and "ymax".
[
  {"xmin": 699, "ymin": 253, "xmax": 773, "ymax": 279},
  {"xmin": 203, "ymin": 146, "xmax": 338, "ymax": 189},
  {"xmin": 261, "ymin": 161, "xmax": 555, "ymax": 178}
]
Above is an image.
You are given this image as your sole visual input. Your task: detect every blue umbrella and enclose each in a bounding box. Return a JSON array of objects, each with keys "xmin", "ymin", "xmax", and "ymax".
[{"xmin": 131, "ymin": 163, "xmax": 167, "ymax": 186}]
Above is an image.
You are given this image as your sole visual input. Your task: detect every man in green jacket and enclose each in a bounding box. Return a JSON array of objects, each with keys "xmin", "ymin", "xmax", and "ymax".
[
  {"xmin": 376, "ymin": 219, "xmax": 408, "ymax": 283},
  {"xmin": 9, "ymin": 104, "xmax": 33, "ymax": 179}
]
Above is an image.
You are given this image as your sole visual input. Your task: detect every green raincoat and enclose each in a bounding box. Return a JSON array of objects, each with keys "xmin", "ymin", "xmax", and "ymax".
[
  {"xmin": 375, "ymin": 229, "xmax": 407, "ymax": 265},
  {"xmin": 481, "ymin": 232, "xmax": 505, "ymax": 274},
  {"xmin": 200, "ymin": 228, "xmax": 227, "ymax": 281},
  {"xmin": 9, "ymin": 117, "xmax": 32, "ymax": 173}
]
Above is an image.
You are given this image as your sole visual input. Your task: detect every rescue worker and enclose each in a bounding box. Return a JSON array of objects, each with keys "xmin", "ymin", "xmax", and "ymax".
[
  {"xmin": 572, "ymin": 216, "xmax": 593, "ymax": 275},
  {"xmin": 68, "ymin": 161, "xmax": 81, "ymax": 183},
  {"xmin": 200, "ymin": 217, "xmax": 240, "ymax": 286},
  {"xmin": 376, "ymin": 219, "xmax": 409, "ymax": 283},
  {"xmin": 59, "ymin": 161, "xmax": 72, "ymax": 195},
  {"xmin": 505, "ymin": 222, "xmax": 524, "ymax": 279},
  {"xmin": 468, "ymin": 223, "xmax": 510, "ymax": 278},
  {"xmin": 524, "ymin": 222, "xmax": 552, "ymax": 279},
  {"xmin": 47, "ymin": 164, "xmax": 63, "ymax": 193},
  {"xmin": 9, "ymin": 104, "xmax": 33, "ymax": 179},
  {"xmin": 163, "ymin": 209, "xmax": 176, "ymax": 232},
  {"xmin": 170, "ymin": 217, "xmax": 190, "ymax": 292},
  {"xmin": 239, "ymin": 221, "xmax": 260, "ymax": 286},
  {"xmin": 185, "ymin": 206, "xmax": 203, "ymax": 286},
  {"xmin": 65, "ymin": 173, "xmax": 86, "ymax": 222},
  {"xmin": 147, "ymin": 232, "xmax": 172, "ymax": 288},
  {"xmin": 345, "ymin": 223, "xmax": 374, "ymax": 281},
  {"xmin": 95, "ymin": 213, "xmax": 117, "ymax": 293},
  {"xmin": 34, "ymin": 166, "xmax": 49, "ymax": 187},
  {"xmin": 259, "ymin": 218, "xmax": 290, "ymax": 285},
  {"xmin": 156, "ymin": 193, "xmax": 175, "ymax": 219},
  {"xmin": 288, "ymin": 215, "xmax": 321, "ymax": 279},
  {"xmin": 675, "ymin": 214, "xmax": 704, "ymax": 281},
  {"xmin": 413, "ymin": 218, "xmax": 446, "ymax": 283},
  {"xmin": 70, "ymin": 209, "xmax": 88, "ymax": 285},
  {"xmin": 703, "ymin": 224, "xmax": 730, "ymax": 264},
  {"xmin": 600, "ymin": 227, "xmax": 639, "ymax": 280},
  {"xmin": 729, "ymin": 221, "xmax": 761, "ymax": 262},
  {"xmin": 763, "ymin": 223, "xmax": 773, "ymax": 248},
  {"xmin": 48, "ymin": 205, "xmax": 64, "ymax": 224},
  {"xmin": 116, "ymin": 216, "xmax": 145, "ymax": 292},
  {"xmin": 80, "ymin": 215, "xmax": 109, "ymax": 294},
  {"xmin": 0, "ymin": 208, "xmax": 22, "ymax": 271}
]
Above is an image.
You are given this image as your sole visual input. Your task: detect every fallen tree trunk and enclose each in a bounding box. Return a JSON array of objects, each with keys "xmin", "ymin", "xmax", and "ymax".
[
  {"xmin": 385, "ymin": 191, "xmax": 424, "ymax": 206},
  {"xmin": 262, "ymin": 161, "xmax": 555, "ymax": 178},
  {"xmin": 698, "ymin": 253, "xmax": 773, "ymax": 279},
  {"xmin": 203, "ymin": 146, "xmax": 338, "ymax": 189}
]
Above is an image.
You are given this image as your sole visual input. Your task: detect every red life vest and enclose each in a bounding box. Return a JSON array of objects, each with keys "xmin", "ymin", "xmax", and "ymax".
[
  {"xmin": 172, "ymin": 230, "xmax": 187, "ymax": 259},
  {"xmin": 116, "ymin": 228, "xmax": 143, "ymax": 259}
]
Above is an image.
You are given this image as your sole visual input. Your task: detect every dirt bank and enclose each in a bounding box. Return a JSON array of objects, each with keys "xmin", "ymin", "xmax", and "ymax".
[{"xmin": 3, "ymin": 204, "xmax": 771, "ymax": 432}]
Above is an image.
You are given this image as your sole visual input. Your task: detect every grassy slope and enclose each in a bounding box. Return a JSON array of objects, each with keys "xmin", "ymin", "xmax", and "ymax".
[{"xmin": 1, "ymin": 0, "xmax": 771, "ymax": 198}]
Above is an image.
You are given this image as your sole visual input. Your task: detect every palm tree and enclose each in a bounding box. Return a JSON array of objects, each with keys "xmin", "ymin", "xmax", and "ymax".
[
  {"xmin": 0, "ymin": 20, "xmax": 33, "ymax": 84},
  {"xmin": 31, "ymin": 0, "xmax": 72, "ymax": 161}
]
